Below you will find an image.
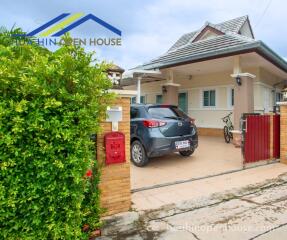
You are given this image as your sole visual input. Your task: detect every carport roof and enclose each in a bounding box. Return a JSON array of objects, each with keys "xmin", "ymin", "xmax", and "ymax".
[{"xmin": 131, "ymin": 16, "xmax": 287, "ymax": 74}]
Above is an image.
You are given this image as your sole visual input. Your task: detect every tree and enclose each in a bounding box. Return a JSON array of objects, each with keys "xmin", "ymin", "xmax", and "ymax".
[{"xmin": 0, "ymin": 29, "xmax": 113, "ymax": 239}]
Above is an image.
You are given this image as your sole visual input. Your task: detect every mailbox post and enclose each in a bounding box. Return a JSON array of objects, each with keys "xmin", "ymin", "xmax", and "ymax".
[
  {"xmin": 105, "ymin": 106, "xmax": 126, "ymax": 165},
  {"xmin": 104, "ymin": 132, "xmax": 126, "ymax": 165},
  {"xmin": 106, "ymin": 106, "xmax": 122, "ymax": 132},
  {"xmin": 97, "ymin": 89, "xmax": 136, "ymax": 216}
]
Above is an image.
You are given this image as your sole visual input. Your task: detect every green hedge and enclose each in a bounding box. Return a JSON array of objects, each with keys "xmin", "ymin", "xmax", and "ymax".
[{"xmin": 0, "ymin": 30, "xmax": 113, "ymax": 239}]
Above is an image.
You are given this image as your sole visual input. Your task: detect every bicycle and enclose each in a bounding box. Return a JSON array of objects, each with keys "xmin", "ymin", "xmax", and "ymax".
[{"xmin": 221, "ymin": 112, "xmax": 234, "ymax": 143}]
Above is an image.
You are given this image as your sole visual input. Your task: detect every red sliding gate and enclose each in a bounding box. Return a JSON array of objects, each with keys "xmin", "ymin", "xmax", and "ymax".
[
  {"xmin": 243, "ymin": 114, "xmax": 280, "ymax": 164},
  {"xmin": 273, "ymin": 114, "xmax": 280, "ymax": 158}
]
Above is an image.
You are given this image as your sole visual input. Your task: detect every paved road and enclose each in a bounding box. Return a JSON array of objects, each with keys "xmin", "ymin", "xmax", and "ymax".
[{"xmin": 100, "ymin": 173, "xmax": 287, "ymax": 240}]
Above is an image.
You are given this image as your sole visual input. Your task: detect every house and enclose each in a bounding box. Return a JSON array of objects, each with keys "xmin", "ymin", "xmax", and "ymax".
[{"xmin": 122, "ymin": 15, "xmax": 287, "ymax": 136}]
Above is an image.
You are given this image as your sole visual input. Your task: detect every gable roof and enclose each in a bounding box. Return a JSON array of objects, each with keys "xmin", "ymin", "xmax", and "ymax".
[
  {"xmin": 216, "ymin": 15, "xmax": 250, "ymax": 34},
  {"xmin": 132, "ymin": 15, "xmax": 287, "ymax": 73},
  {"xmin": 168, "ymin": 15, "xmax": 252, "ymax": 52},
  {"xmin": 191, "ymin": 25, "xmax": 225, "ymax": 43}
]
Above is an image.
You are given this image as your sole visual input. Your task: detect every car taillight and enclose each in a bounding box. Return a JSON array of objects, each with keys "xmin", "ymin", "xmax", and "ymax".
[{"xmin": 143, "ymin": 120, "xmax": 167, "ymax": 128}]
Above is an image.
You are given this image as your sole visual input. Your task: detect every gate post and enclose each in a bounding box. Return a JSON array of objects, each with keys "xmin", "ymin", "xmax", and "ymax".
[
  {"xmin": 279, "ymin": 102, "xmax": 287, "ymax": 164},
  {"xmin": 231, "ymin": 72, "xmax": 256, "ymax": 147},
  {"xmin": 97, "ymin": 90, "xmax": 136, "ymax": 216}
]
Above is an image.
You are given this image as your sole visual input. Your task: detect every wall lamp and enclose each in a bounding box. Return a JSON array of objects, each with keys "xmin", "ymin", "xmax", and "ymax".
[
  {"xmin": 162, "ymin": 86, "xmax": 167, "ymax": 93},
  {"xmin": 236, "ymin": 76, "xmax": 242, "ymax": 86}
]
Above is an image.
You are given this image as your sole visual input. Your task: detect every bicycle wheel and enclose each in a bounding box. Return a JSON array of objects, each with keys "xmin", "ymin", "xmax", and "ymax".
[{"xmin": 224, "ymin": 126, "xmax": 231, "ymax": 143}]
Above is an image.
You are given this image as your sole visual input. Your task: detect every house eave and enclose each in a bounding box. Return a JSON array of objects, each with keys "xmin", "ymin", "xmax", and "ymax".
[{"xmin": 255, "ymin": 41, "xmax": 287, "ymax": 74}]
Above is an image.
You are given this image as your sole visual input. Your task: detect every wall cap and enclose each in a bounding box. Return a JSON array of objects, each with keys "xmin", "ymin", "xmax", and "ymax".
[
  {"xmin": 230, "ymin": 73, "xmax": 256, "ymax": 79},
  {"xmin": 109, "ymin": 89, "xmax": 137, "ymax": 98},
  {"xmin": 277, "ymin": 101, "xmax": 287, "ymax": 106},
  {"xmin": 162, "ymin": 83, "xmax": 181, "ymax": 87},
  {"xmin": 230, "ymin": 130, "xmax": 242, "ymax": 134}
]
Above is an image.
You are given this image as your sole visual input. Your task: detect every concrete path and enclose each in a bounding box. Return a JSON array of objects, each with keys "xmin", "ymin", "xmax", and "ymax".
[{"xmin": 100, "ymin": 164, "xmax": 287, "ymax": 240}]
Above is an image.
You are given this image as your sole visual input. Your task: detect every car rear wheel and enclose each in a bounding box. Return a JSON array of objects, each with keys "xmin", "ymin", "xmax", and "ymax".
[
  {"xmin": 131, "ymin": 140, "xmax": 149, "ymax": 167},
  {"xmin": 179, "ymin": 147, "xmax": 195, "ymax": 157}
]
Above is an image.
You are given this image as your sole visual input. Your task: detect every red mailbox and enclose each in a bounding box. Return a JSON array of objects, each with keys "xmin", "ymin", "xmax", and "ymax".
[{"xmin": 104, "ymin": 132, "xmax": 126, "ymax": 165}]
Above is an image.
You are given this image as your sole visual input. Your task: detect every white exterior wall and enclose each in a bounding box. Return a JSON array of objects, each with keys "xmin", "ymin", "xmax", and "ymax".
[
  {"xmin": 124, "ymin": 67, "xmax": 283, "ymax": 128},
  {"xmin": 254, "ymin": 82, "xmax": 274, "ymax": 113}
]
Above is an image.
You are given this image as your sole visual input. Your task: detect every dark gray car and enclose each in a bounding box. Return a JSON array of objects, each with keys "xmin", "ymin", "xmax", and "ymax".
[{"xmin": 130, "ymin": 104, "xmax": 198, "ymax": 167}]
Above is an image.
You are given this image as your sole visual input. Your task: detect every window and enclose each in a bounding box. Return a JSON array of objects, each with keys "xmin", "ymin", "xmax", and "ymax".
[
  {"xmin": 131, "ymin": 96, "xmax": 145, "ymax": 104},
  {"xmin": 148, "ymin": 107, "xmax": 177, "ymax": 118},
  {"xmin": 276, "ymin": 92, "xmax": 283, "ymax": 102},
  {"xmin": 140, "ymin": 96, "xmax": 145, "ymax": 104},
  {"xmin": 203, "ymin": 90, "xmax": 216, "ymax": 107},
  {"xmin": 130, "ymin": 107, "xmax": 139, "ymax": 119},
  {"xmin": 231, "ymin": 88, "xmax": 234, "ymax": 106},
  {"xmin": 148, "ymin": 106, "xmax": 188, "ymax": 119},
  {"xmin": 131, "ymin": 97, "xmax": 136, "ymax": 104},
  {"xmin": 156, "ymin": 94, "xmax": 163, "ymax": 104}
]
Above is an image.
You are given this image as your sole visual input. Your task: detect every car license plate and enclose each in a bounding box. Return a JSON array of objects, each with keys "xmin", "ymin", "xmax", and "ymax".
[{"xmin": 175, "ymin": 140, "xmax": 190, "ymax": 149}]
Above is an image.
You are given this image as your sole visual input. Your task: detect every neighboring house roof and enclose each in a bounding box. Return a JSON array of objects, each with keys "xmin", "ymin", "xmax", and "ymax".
[
  {"xmin": 107, "ymin": 64, "xmax": 125, "ymax": 73},
  {"xmin": 133, "ymin": 15, "xmax": 287, "ymax": 73}
]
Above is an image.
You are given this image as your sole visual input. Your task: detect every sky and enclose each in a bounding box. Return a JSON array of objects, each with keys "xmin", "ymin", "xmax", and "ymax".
[{"xmin": 2, "ymin": 0, "xmax": 286, "ymax": 69}]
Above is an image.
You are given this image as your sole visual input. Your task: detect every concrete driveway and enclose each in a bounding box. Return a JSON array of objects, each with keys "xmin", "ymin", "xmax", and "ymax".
[
  {"xmin": 101, "ymin": 169, "xmax": 287, "ymax": 240},
  {"xmin": 131, "ymin": 136, "xmax": 242, "ymax": 190}
]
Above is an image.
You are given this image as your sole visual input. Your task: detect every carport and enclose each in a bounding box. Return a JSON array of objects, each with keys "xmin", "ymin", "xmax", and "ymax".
[{"xmin": 131, "ymin": 136, "xmax": 242, "ymax": 191}]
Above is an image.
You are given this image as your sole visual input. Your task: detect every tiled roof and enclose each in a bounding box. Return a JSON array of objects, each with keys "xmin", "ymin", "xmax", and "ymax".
[
  {"xmin": 129, "ymin": 15, "xmax": 287, "ymax": 74},
  {"xmin": 168, "ymin": 31, "xmax": 198, "ymax": 52},
  {"xmin": 215, "ymin": 15, "xmax": 248, "ymax": 33},
  {"xmin": 168, "ymin": 16, "xmax": 249, "ymax": 52},
  {"xmin": 141, "ymin": 33, "xmax": 256, "ymax": 69},
  {"xmin": 137, "ymin": 16, "xmax": 257, "ymax": 69},
  {"xmin": 108, "ymin": 64, "xmax": 125, "ymax": 73}
]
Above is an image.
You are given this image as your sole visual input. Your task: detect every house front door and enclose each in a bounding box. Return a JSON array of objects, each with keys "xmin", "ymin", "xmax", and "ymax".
[{"xmin": 178, "ymin": 92, "xmax": 188, "ymax": 113}]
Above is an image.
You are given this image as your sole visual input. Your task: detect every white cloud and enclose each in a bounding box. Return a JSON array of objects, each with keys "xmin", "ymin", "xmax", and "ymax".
[
  {"xmin": 2, "ymin": 0, "xmax": 287, "ymax": 70},
  {"xmin": 112, "ymin": 0, "xmax": 287, "ymax": 69}
]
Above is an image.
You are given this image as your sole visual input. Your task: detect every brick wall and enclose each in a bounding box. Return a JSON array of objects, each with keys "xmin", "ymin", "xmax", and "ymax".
[
  {"xmin": 97, "ymin": 96, "xmax": 131, "ymax": 216},
  {"xmin": 280, "ymin": 104, "xmax": 287, "ymax": 164},
  {"xmin": 197, "ymin": 127, "xmax": 222, "ymax": 137}
]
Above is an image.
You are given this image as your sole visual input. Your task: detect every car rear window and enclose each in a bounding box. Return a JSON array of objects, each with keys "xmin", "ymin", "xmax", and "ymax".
[
  {"xmin": 171, "ymin": 107, "xmax": 188, "ymax": 118},
  {"xmin": 130, "ymin": 107, "xmax": 139, "ymax": 119},
  {"xmin": 148, "ymin": 106, "xmax": 187, "ymax": 119}
]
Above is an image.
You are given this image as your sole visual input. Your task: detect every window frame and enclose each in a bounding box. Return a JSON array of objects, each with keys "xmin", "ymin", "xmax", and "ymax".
[
  {"xmin": 227, "ymin": 87, "xmax": 234, "ymax": 109},
  {"xmin": 140, "ymin": 96, "xmax": 145, "ymax": 104},
  {"xmin": 202, "ymin": 89, "xmax": 216, "ymax": 108},
  {"xmin": 131, "ymin": 96, "xmax": 146, "ymax": 104},
  {"xmin": 130, "ymin": 107, "xmax": 139, "ymax": 119},
  {"xmin": 156, "ymin": 94, "xmax": 163, "ymax": 104},
  {"xmin": 276, "ymin": 91, "xmax": 283, "ymax": 103},
  {"xmin": 131, "ymin": 97, "xmax": 136, "ymax": 104}
]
